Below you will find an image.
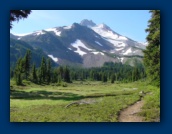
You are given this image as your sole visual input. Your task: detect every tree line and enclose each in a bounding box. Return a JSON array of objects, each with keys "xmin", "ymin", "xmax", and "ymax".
[
  {"xmin": 69, "ymin": 61, "xmax": 145, "ymax": 83},
  {"xmin": 10, "ymin": 50, "xmax": 70, "ymax": 85},
  {"xmin": 10, "ymin": 50, "xmax": 146, "ymax": 85}
]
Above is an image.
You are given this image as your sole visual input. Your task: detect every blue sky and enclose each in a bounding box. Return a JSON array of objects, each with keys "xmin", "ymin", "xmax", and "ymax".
[{"xmin": 10, "ymin": 10, "xmax": 151, "ymax": 42}]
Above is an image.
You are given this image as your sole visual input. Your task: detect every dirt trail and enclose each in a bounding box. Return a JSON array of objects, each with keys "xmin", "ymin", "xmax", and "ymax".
[{"xmin": 118, "ymin": 100, "xmax": 144, "ymax": 122}]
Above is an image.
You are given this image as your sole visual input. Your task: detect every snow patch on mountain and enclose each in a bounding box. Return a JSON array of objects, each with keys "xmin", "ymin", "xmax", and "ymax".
[
  {"xmin": 13, "ymin": 30, "xmax": 47, "ymax": 37},
  {"xmin": 71, "ymin": 39, "xmax": 105, "ymax": 56},
  {"xmin": 117, "ymin": 57, "xmax": 124, "ymax": 63},
  {"xmin": 103, "ymin": 37, "xmax": 127, "ymax": 48},
  {"xmin": 115, "ymin": 47, "xmax": 124, "ymax": 51},
  {"xmin": 33, "ymin": 31, "xmax": 45, "ymax": 36},
  {"xmin": 123, "ymin": 48, "xmax": 132, "ymax": 55},
  {"xmin": 118, "ymin": 36, "xmax": 128, "ymax": 40},
  {"xmin": 71, "ymin": 40, "xmax": 93, "ymax": 56},
  {"xmin": 118, "ymin": 42, "xmax": 126, "ymax": 47},
  {"xmin": 92, "ymin": 26, "xmax": 118, "ymax": 40},
  {"xmin": 48, "ymin": 55, "xmax": 58, "ymax": 62},
  {"xmin": 91, "ymin": 52, "xmax": 104, "ymax": 55},
  {"xmin": 63, "ymin": 26, "xmax": 72, "ymax": 29},
  {"xmin": 72, "ymin": 39, "xmax": 93, "ymax": 51},
  {"xmin": 120, "ymin": 57, "xmax": 124, "ymax": 62},
  {"xmin": 95, "ymin": 41, "xmax": 103, "ymax": 46},
  {"xmin": 45, "ymin": 28, "xmax": 61, "ymax": 36},
  {"xmin": 13, "ymin": 32, "xmax": 33, "ymax": 36}
]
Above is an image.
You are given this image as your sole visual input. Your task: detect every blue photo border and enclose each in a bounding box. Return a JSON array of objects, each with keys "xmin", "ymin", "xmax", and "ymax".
[{"xmin": 0, "ymin": 0, "xmax": 171, "ymax": 133}]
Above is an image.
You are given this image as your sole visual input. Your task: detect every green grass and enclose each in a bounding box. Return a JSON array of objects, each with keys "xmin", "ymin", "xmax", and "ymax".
[
  {"xmin": 138, "ymin": 85, "xmax": 160, "ymax": 122},
  {"xmin": 10, "ymin": 80, "xmax": 160, "ymax": 122}
]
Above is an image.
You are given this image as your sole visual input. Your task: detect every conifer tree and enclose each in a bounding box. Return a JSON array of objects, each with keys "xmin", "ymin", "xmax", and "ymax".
[
  {"xmin": 10, "ymin": 10, "xmax": 31, "ymax": 29},
  {"xmin": 143, "ymin": 10, "xmax": 160, "ymax": 87},
  {"xmin": 90, "ymin": 70, "xmax": 94, "ymax": 81},
  {"xmin": 102, "ymin": 72, "xmax": 107, "ymax": 82},
  {"xmin": 52, "ymin": 68, "xmax": 58, "ymax": 83},
  {"xmin": 57, "ymin": 66, "xmax": 64, "ymax": 79},
  {"xmin": 37, "ymin": 68, "xmax": 42, "ymax": 84},
  {"xmin": 14, "ymin": 58, "xmax": 24, "ymax": 85},
  {"xmin": 23, "ymin": 50, "xmax": 31, "ymax": 80},
  {"xmin": 31, "ymin": 63, "xmax": 37, "ymax": 83},
  {"xmin": 46, "ymin": 59, "xmax": 52, "ymax": 84},
  {"xmin": 40, "ymin": 57, "xmax": 47, "ymax": 82},
  {"xmin": 111, "ymin": 74, "xmax": 115, "ymax": 83},
  {"xmin": 58, "ymin": 74, "xmax": 62, "ymax": 84},
  {"xmin": 63, "ymin": 66, "xmax": 70, "ymax": 83}
]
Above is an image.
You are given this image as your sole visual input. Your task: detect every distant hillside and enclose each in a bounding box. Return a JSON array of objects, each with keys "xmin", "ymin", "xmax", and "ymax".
[{"xmin": 10, "ymin": 38, "xmax": 58, "ymax": 68}]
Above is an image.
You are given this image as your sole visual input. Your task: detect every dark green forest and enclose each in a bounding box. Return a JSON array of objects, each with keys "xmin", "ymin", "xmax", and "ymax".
[{"xmin": 10, "ymin": 49, "xmax": 146, "ymax": 85}]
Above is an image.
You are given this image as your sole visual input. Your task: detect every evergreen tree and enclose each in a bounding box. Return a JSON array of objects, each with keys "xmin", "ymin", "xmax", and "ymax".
[
  {"xmin": 14, "ymin": 58, "xmax": 24, "ymax": 85},
  {"xmin": 23, "ymin": 50, "xmax": 31, "ymax": 80},
  {"xmin": 10, "ymin": 10, "xmax": 31, "ymax": 29},
  {"xmin": 46, "ymin": 59, "xmax": 52, "ymax": 84},
  {"xmin": 63, "ymin": 66, "xmax": 70, "ymax": 83},
  {"xmin": 58, "ymin": 74, "xmax": 62, "ymax": 84},
  {"xmin": 40, "ymin": 57, "xmax": 47, "ymax": 82},
  {"xmin": 52, "ymin": 68, "xmax": 58, "ymax": 83},
  {"xmin": 102, "ymin": 72, "xmax": 107, "ymax": 82},
  {"xmin": 57, "ymin": 66, "xmax": 64, "ymax": 79},
  {"xmin": 37, "ymin": 68, "xmax": 42, "ymax": 84},
  {"xmin": 90, "ymin": 70, "xmax": 95, "ymax": 81},
  {"xmin": 31, "ymin": 63, "xmax": 37, "ymax": 83},
  {"xmin": 70, "ymin": 71, "xmax": 75, "ymax": 81},
  {"xmin": 111, "ymin": 74, "xmax": 115, "ymax": 83},
  {"xmin": 143, "ymin": 10, "xmax": 160, "ymax": 87},
  {"xmin": 132, "ymin": 67, "xmax": 140, "ymax": 81},
  {"xmin": 115, "ymin": 73, "xmax": 118, "ymax": 81}
]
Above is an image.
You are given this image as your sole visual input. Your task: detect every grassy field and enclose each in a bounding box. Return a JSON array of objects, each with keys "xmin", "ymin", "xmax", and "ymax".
[
  {"xmin": 138, "ymin": 85, "xmax": 160, "ymax": 122},
  {"xmin": 10, "ymin": 80, "xmax": 160, "ymax": 122}
]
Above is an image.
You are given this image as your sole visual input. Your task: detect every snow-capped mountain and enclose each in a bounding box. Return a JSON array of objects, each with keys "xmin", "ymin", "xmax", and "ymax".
[
  {"xmin": 80, "ymin": 20, "xmax": 146, "ymax": 56},
  {"xmin": 10, "ymin": 19, "xmax": 145, "ymax": 67}
]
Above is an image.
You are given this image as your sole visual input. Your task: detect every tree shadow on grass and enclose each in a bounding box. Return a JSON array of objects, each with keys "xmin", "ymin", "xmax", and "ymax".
[
  {"xmin": 10, "ymin": 89, "xmax": 135, "ymax": 101},
  {"xmin": 10, "ymin": 90, "xmax": 84, "ymax": 101}
]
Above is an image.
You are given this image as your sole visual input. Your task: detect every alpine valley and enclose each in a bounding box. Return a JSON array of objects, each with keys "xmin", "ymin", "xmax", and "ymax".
[{"xmin": 10, "ymin": 19, "xmax": 147, "ymax": 68}]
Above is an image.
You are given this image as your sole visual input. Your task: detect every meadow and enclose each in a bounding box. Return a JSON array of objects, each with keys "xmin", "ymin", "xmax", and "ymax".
[{"xmin": 10, "ymin": 80, "xmax": 160, "ymax": 122}]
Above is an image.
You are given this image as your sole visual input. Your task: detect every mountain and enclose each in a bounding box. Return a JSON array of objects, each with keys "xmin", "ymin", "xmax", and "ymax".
[
  {"xmin": 10, "ymin": 38, "xmax": 57, "ymax": 69},
  {"xmin": 10, "ymin": 19, "xmax": 145, "ymax": 68}
]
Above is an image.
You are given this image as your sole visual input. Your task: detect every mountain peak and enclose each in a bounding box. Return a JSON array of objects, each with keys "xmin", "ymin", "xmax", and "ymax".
[
  {"xmin": 80, "ymin": 19, "xmax": 96, "ymax": 27},
  {"xmin": 97, "ymin": 23, "xmax": 112, "ymax": 31}
]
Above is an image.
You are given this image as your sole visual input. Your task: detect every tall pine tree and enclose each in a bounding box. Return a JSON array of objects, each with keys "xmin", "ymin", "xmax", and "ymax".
[
  {"xmin": 14, "ymin": 57, "xmax": 24, "ymax": 85},
  {"xmin": 46, "ymin": 59, "xmax": 52, "ymax": 84},
  {"xmin": 63, "ymin": 66, "xmax": 70, "ymax": 83},
  {"xmin": 143, "ymin": 10, "xmax": 160, "ymax": 87},
  {"xmin": 40, "ymin": 57, "xmax": 47, "ymax": 82},
  {"xmin": 31, "ymin": 63, "xmax": 37, "ymax": 83},
  {"xmin": 23, "ymin": 49, "xmax": 31, "ymax": 80}
]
